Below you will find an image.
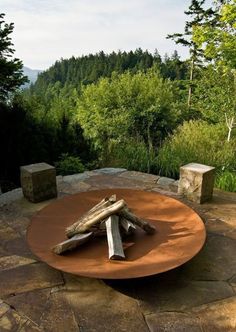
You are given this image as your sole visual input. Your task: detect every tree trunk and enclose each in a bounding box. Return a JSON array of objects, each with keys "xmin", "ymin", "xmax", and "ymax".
[
  {"xmin": 225, "ymin": 114, "xmax": 235, "ymax": 142},
  {"xmin": 227, "ymin": 126, "xmax": 232, "ymax": 142},
  {"xmin": 147, "ymin": 121, "xmax": 152, "ymax": 174},
  {"xmin": 187, "ymin": 58, "xmax": 194, "ymax": 108}
]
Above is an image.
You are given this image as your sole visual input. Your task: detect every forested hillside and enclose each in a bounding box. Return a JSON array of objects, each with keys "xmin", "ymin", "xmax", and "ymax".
[
  {"xmin": 31, "ymin": 49, "xmax": 188, "ymax": 92},
  {"xmin": 18, "ymin": 49, "xmax": 190, "ymax": 183},
  {"xmin": 1, "ymin": 0, "xmax": 236, "ymax": 193}
]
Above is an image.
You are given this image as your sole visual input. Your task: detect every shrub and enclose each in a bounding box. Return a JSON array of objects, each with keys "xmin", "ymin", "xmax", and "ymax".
[
  {"xmin": 55, "ymin": 153, "xmax": 85, "ymax": 176},
  {"xmin": 157, "ymin": 120, "xmax": 236, "ymax": 179},
  {"xmin": 215, "ymin": 171, "xmax": 236, "ymax": 192},
  {"xmin": 109, "ymin": 139, "xmax": 158, "ymax": 173}
]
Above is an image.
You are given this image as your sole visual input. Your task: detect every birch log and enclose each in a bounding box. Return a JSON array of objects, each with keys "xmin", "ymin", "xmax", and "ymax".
[
  {"xmin": 105, "ymin": 215, "xmax": 125, "ymax": 260},
  {"xmin": 66, "ymin": 199, "xmax": 127, "ymax": 237},
  {"xmin": 52, "ymin": 232, "xmax": 93, "ymax": 254}
]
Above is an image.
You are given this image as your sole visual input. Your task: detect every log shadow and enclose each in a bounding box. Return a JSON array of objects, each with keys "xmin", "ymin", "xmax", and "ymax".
[{"xmin": 122, "ymin": 219, "xmax": 195, "ymax": 261}]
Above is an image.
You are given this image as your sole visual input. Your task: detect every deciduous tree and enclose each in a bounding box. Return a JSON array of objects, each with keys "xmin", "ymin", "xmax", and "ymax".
[
  {"xmin": 193, "ymin": 0, "xmax": 236, "ymax": 140},
  {"xmin": 77, "ymin": 69, "xmax": 182, "ymax": 168}
]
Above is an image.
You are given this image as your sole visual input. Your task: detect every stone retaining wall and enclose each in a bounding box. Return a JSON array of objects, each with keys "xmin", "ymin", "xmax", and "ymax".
[{"xmin": 0, "ymin": 168, "xmax": 179, "ymax": 207}]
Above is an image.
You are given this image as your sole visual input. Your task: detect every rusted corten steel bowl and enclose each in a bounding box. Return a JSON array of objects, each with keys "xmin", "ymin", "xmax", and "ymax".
[{"xmin": 27, "ymin": 189, "xmax": 206, "ymax": 279}]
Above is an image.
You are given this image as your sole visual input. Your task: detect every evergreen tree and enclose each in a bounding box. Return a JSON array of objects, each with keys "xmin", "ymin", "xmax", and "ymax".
[
  {"xmin": 167, "ymin": 1, "xmax": 215, "ymax": 107},
  {"xmin": 0, "ymin": 13, "xmax": 28, "ymax": 102}
]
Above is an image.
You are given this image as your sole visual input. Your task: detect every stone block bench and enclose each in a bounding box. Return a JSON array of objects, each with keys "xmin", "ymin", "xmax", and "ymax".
[
  {"xmin": 178, "ymin": 163, "xmax": 215, "ymax": 204},
  {"xmin": 20, "ymin": 162, "xmax": 57, "ymax": 203}
]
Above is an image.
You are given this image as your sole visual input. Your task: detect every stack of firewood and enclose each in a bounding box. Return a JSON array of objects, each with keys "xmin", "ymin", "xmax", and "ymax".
[{"xmin": 52, "ymin": 194, "xmax": 156, "ymax": 260}]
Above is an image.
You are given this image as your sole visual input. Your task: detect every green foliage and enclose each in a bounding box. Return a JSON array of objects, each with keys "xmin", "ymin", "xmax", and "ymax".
[
  {"xmin": 161, "ymin": 51, "xmax": 189, "ymax": 81},
  {"xmin": 193, "ymin": 65, "xmax": 236, "ymax": 123},
  {"xmin": 108, "ymin": 139, "xmax": 158, "ymax": 173},
  {"xmin": 215, "ymin": 170, "xmax": 236, "ymax": 192},
  {"xmin": 22, "ymin": 83, "xmax": 92, "ymax": 164},
  {"xmin": 0, "ymin": 96, "xmax": 54, "ymax": 188},
  {"xmin": 55, "ymin": 154, "xmax": 85, "ymax": 176},
  {"xmin": 25, "ymin": 82, "xmax": 79, "ymax": 125},
  {"xmin": 0, "ymin": 13, "xmax": 28, "ymax": 102},
  {"xmin": 193, "ymin": 0, "xmax": 236, "ymax": 69},
  {"xmin": 29, "ymin": 49, "xmax": 188, "ymax": 97},
  {"xmin": 77, "ymin": 69, "xmax": 184, "ymax": 167},
  {"xmin": 157, "ymin": 120, "xmax": 236, "ymax": 178},
  {"xmin": 0, "ymin": 93, "xmax": 91, "ymax": 189},
  {"xmin": 22, "ymin": 49, "xmax": 189, "ymax": 176}
]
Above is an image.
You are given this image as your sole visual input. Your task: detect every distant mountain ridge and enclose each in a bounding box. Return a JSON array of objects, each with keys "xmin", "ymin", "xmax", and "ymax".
[{"xmin": 23, "ymin": 66, "xmax": 43, "ymax": 86}]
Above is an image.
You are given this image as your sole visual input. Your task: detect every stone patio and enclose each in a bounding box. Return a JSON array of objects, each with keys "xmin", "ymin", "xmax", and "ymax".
[{"xmin": 0, "ymin": 168, "xmax": 235, "ymax": 331}]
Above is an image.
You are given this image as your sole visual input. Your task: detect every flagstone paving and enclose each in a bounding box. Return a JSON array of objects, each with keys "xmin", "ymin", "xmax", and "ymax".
[{"xmin": 0, "ymin": 168, "xmax": 235, "ymax": 331}]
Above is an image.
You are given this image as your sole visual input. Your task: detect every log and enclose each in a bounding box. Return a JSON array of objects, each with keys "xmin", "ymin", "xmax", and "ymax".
[
  {"xmin": 52, "ymin": 232, "xmax": 93, "ymax": 255},
  {"xmin": 89, "ymin": 194, "xmax": 116, "ymax": 214},
  {"xmin": 105, "ymin": 215, "xmax": 125, "ymax": 260},
  {"xmin": 66, "ymin": 199, "xmax": 127, "ymax": 237},
  {"xmin": 119, "ymin": 208, "xmax": 156, "ymax": 234},
  {"xmin": 120, "ymin": 217, "xmax": 136, "ymax": 235},
  {"xmin": 66, "ymin": 195, "xmax": 116, "ymax": 237}
]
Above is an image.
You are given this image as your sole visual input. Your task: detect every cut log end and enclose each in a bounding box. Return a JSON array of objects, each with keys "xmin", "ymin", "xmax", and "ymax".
[
  {"xmin": 143, "ymin": 223, "xmax": 156, "ymax": 235},
  {"xmin": 120, "ymin": 217, "xmax": 136, "ymax": 235},
  {"xmin": 109, "ymin": 253, "xmax": 126, "ymax": 260}
]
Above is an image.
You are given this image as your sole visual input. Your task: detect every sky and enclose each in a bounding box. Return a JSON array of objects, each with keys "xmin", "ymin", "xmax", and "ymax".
[{"xmin": 1, "ymin": 0, "xmax": 209, "ymax": 70}]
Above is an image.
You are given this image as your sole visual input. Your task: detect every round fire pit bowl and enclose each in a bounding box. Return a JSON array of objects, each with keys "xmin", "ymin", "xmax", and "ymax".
[{"xmin": 27, "ymin": 189, "xmax": 206, "ymax": 279}]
